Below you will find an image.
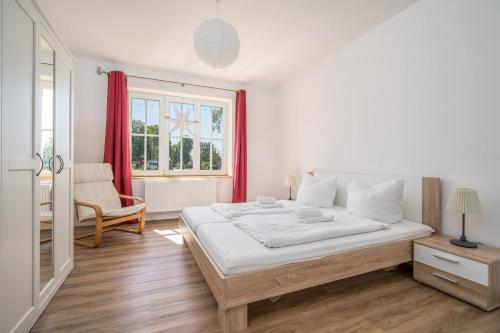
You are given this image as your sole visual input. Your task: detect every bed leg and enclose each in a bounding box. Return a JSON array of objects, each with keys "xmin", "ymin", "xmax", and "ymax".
[{"xmin": 218, "ymin": 304, "xmax": 248, "ymax": 333}]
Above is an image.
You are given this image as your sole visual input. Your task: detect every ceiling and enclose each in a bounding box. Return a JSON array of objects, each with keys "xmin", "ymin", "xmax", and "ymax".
[{"xmin": 35, "ymin": 0, "xmax": 417, "ymax": 85}]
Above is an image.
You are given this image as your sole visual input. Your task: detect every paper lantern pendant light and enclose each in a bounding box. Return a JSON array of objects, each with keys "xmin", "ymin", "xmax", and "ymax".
[{"xmin": 193, "ymin": 1, "xmax": 240, "ymax": 68}]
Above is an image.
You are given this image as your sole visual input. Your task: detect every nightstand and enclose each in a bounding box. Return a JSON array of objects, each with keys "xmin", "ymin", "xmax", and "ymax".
[{"xmin": 413, "ymin": 235, "xmax": 500, "ymax": 311}]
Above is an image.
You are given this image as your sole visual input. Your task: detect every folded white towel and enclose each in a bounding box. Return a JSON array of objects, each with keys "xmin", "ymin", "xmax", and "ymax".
[
  {"xmin": 292, "ymin": 208, "xmax": 323, "ymax": 219},
  {"xmin": 256, "ymin": 196, "xmax": 276, "ymax": 204},
  {"xmin": 298, "ymin": 215, "xmax": 335, "ymax": 223},
  {"xmin": 256, "ymin": 202, "xmax": 283, "ymax": 209}
]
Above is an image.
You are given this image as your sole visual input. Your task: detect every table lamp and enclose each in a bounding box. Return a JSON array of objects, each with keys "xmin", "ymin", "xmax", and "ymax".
[
  {"xmin": 446, "ymin": 188, "xmax": 482, "ymax": 248},
  {"xmin": 284, "ymin": 175, "xmax": 297, "ymax": 200}
]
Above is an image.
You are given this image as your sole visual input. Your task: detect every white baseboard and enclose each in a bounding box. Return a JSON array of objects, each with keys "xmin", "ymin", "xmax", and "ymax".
[{"xmin": 146, "ymin": 211, "xmax": 179, "ymax": 221}]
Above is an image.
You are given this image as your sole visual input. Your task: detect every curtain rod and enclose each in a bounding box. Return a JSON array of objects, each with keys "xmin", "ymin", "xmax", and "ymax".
[{"xmin": 96, "ymin": 66, "xmax": 237, "ymax": 93}]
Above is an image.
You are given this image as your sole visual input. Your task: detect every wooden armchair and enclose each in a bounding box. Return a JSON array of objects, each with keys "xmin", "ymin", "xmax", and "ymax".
[{"xmin": 74, "ymin": 163, "xmax": 146, "ymax": 248}]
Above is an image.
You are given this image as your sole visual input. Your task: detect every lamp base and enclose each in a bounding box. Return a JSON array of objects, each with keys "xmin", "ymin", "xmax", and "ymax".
[{"xmin": 450, "ymin": 238, "xmax": 478, "ymax": 248}]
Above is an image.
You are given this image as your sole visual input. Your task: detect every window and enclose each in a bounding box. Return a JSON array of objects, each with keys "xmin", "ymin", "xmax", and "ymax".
[
  {"xmin": 129, "ymin": 91, "xmax": 229, "ymax": 176},
  {"xmin": 200, "ymin": 105, "xmax": 224, "ymax": 171},
  {"xmin": 130, "ymin": 98, "xmax": 160, "ymax": 171}
]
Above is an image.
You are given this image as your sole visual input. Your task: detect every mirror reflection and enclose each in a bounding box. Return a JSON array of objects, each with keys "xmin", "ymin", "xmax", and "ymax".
[{"xmin": 39, "ymin": 36, "xmax": 54, "ymax": 291}]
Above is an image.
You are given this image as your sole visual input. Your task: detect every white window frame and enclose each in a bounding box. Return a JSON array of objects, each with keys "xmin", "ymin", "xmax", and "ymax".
[
  {"xmin": 129, "ymin": 90, "xmax": 229, "ymax": 177},
  {"xmin": 129, "ymin": 92, "xmax": 164, "ymax": 176}
]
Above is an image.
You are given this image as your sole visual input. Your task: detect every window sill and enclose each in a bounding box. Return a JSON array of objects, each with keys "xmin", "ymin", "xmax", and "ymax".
[{"xmin": 132, "ymin": 175, "xmax": 232, "ymax": 180}]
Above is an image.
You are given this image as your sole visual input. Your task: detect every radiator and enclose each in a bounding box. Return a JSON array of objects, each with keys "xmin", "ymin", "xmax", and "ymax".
[{"xmin": 144, "ymin": 180, "xmax": 218, "ymax": 213}]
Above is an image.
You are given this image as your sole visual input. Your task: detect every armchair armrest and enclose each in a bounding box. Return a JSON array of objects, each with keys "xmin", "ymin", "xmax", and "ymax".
[
  {"xmin": 74, "ymin": 199, "xmax": 103, "ymax": 218},
  {"xmin": 118, "ymin": 194, "xmax": 145, "ymax": 204}
]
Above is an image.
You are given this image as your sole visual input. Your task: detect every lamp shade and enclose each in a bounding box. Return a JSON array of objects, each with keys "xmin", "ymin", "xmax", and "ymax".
[
  {"xmin": 284, "ymin": 175, "xmax": 297, "ymax": 187},
  {"xmin": 193, "ymin": 18, "xmax": 240, "ymax": 69},
  {"xmin": 446, "ymin": 188, "xmax": 482, "ymax": 215}
]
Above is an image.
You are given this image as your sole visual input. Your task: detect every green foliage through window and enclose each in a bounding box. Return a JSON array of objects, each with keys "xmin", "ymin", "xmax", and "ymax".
[
  {"xmin": 42, "ymin": 135, "xmax": 53, "ymax": 171},
  {"xmin": 131, "ymin": 98, "xmax": 160, "ymax": 171}
]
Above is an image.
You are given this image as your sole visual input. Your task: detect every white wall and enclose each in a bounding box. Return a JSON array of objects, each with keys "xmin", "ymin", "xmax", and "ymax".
[
  {"xmin": 245, "ymin": 84, "xmax": 284, "ymax": 200},
  {"xmin": 74, "ymin": 56, "xmax": 283, "ymax": 209},
  {"xmin": 278, "ymin": 0, "xmax": 500, "ymax": 246}
]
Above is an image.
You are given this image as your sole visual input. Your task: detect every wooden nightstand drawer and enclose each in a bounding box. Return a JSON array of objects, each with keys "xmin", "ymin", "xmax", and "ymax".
[
  {"xmin": 414, "ymin": 244, "xmax": 489, "ymax": 286},
  {"xmin": 414, "ymin": 236, "xmax": 500, "ymax": 311},
  {"xmin": 414, "ymin": 262, "xmax": 489, "ymax": 309}
]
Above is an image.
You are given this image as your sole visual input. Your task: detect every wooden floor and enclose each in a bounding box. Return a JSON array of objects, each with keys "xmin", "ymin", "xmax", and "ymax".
[
  {"xmin": 32, "ymin": 220, "xmax": 500, "ymax": 333},
  {"xmin": 40, "ymin": 230, "xmax": 53, "ymax": 290}
]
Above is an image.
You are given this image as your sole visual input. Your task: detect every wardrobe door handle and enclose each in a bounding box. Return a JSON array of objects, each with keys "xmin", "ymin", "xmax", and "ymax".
[
  {"xmin": 35, "ymin": 153, "xmax": 44, "ymax": 176},
  {"xmin": 56, "ymin": 155, "xmax": 64, "ymax": 174}
]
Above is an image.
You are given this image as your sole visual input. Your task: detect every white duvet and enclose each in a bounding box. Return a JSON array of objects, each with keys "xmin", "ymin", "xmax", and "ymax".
[
  {"xmin": 234, "ymin": 214, "xmax": 390, "ymax": 248},
  {"xmin": 196, "ymin": 206, "xmax": 434, "ymax": 275}
]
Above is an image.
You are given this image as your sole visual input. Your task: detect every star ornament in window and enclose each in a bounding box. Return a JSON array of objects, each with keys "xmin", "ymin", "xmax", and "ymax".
[{"xmin": 167, "ymin": 109, "xmax": 198, "ymax": 137}]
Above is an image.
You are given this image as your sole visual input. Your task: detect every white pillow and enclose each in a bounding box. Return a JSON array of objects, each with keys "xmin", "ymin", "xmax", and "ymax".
[
  {"xmin": 296, "ymin": 174, "xmax": 337, "ymax": 208},
  {"xmin": 347, "ymin": 179, "xmax": 404, "ymax": 224}
]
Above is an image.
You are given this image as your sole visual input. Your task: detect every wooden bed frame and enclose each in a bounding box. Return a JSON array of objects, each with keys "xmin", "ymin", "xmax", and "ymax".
[{"xmin": 179, "ymin": 177, "xmax": 441, "ymax": 332}]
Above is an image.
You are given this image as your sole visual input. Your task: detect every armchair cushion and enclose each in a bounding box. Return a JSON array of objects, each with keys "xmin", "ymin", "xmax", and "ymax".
[
  {"xmin": 74, "ymin": 163, "xmax": 121, "ymax": 220},
  {"xmin": 75, "ymin": 163, "xmax": 114, "ymax": 183},
  {"xmin": 40, "ymin": 211, "xmax": 53, "ymax": 223},
  {"xmin": 102, "ymin": 203, "xmax": 146, "ymax": 219},
  {"xmin": 74, "ymin": 181, "xmax": 122, "ymax": 220}
]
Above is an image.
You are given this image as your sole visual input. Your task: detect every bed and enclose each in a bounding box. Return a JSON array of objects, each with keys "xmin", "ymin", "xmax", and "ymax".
[{"xmin": 179, "ymin": 172, "xmax": 441, "ymax": 332}]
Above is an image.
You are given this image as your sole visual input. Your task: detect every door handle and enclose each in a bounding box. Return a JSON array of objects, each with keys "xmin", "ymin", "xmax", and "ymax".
[
  {"xmin": 56, "ymin": 155, "xmax": 64, "ymax": 174},
  {"xmin": 433, "ymin": 253, "xmax": 460, "ymax": 264},
  {"xmin": 35, "ymin": 152, "xmax": 44, "ymax": 176},
  {"xmin": 432, "ymin": 272, "xmax": 458, "ymax": 284}
]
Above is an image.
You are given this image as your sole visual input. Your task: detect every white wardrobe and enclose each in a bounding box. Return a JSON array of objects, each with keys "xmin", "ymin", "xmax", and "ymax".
[{"xmin": 0, "ymin": 0, "xmax": 74, "ymax": 332}]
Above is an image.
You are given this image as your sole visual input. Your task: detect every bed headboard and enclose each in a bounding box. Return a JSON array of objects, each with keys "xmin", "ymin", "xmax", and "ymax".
[{"xmin": 312, "ymin": 172, "xmax": 441, "ymax": 233}]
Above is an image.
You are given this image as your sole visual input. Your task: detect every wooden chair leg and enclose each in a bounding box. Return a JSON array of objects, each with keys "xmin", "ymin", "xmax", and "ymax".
[
  {"xmin": 93, "ymin": 216, "xmax": 103, "ymax": 248},
  {"xmin": 114, "ymin": 212, "xmax": 146, "ymax": 234},
  {"xmin": 138, "ymin": 209, "xmax": 146, "ymax": 234},
  {"xmin": 74, "ymin": 227, "xmax": 114, "ymax": 248},
  {"xmin": 75, "ymin": 216, "xmax": 103, "ymax": 248},
  {"xmin": 75, "ymin": 211, "xmax": 146, "ymax": 248},
  {"xmin": 218, "ymin": 304, "xmax": 247, "ymax": 333}
]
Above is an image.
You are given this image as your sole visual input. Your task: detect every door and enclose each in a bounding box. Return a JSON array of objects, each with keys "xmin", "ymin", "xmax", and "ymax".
[
  {"xmin": 53, "ymin": 54, "xmax": 73, "ymax": 276},
  {"xmin": 0, "ymin": 0, "xmax": 36, "ymax": 331}
]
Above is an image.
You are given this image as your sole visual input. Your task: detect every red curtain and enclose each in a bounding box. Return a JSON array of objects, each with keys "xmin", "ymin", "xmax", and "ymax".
[
  {"xmin": 103, "ymin": 71, "xmax": 133, "ymax": 207},
  {"xmin": 232, "ymin": 90, "xmax": 247, "ymax": 203}
]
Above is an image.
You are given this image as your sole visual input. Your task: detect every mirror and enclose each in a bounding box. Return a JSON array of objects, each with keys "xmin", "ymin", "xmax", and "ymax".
[{"xmin": 39, "ymin": 36, "xmax": 54, "ymax": 291}]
